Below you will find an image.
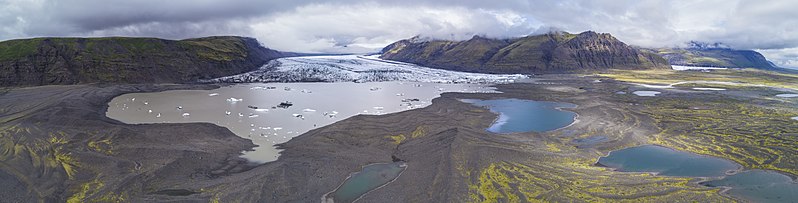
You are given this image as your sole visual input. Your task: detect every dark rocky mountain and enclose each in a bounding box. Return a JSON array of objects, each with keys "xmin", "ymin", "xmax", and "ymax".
[
  {"xmin": 380, "ymin": 31, "xmax": 670, "ymax": 74},
  {"xmin": 651, "ymin": 43, "xmax": 778, "ymax": 70},
  {"xmin": 0, "ymin": 36, "xmax": 293, "ymax": 87}
]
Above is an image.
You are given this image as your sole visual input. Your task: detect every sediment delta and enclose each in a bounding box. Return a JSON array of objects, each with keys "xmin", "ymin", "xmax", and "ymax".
[{"xmin": 1, "ymin": 72, "xmax": 796, "ymax": 202}]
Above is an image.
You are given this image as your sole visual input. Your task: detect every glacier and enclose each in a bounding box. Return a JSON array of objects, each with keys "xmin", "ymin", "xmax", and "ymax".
[{"xmin": 209, "ymin": 55, "xmax": 527, "ymax": 83}]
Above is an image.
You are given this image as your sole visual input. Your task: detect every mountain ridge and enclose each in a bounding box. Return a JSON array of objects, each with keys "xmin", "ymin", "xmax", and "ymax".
[
  {"xmin": 650, "ymin": 46, "xmax": 779, "ymax": 70},
  {"xmin": 380, "ymin": 31, "xmax": 671, "ymax": 74},
  {"xmin": 0, "ymin": 36, "xmax": 294, "ymax": 87}
]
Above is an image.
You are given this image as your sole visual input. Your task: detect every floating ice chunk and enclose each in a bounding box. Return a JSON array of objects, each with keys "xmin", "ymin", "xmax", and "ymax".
[
  {"xmin": 148, "ymin": 109, "xmax": 152, "ymax": 113},
  {"xmin": 131, "ymin": 98, "xmax": 136, "ymax": 101},
  {"xmin": 209, "ymin": 93, "xmax": 219, "ymax": 96},
  {"xmin": 238, "ymin": 113, "xmax": 244, "ymax": 117},
  {"xmin": 182, "ymin": 113, "xmax": 190, "ymax": 117},
  {"xmin": 396, "ymin": 93, "xmax": 405, "ymax": 96},
  {"xmin": 370, "ymin": 87, "xmax": 381, "ymax": 91},
  {"xmin": 225, "ymin": 111, "xmax": 232, "ymax": 115},
  {"xmin": 301, "ymin": 89, "xmax": 312, "ymax": 93},
  {"xmin": 273, "ymin": 127, "xmax": 282, "ymax": 130},
  {"xmin": 156, "ymin": 113, "xmax": 161, "ymax": 118},
  {"xmin": 303, "ymin": 108, "xmax": 316, "ymax": 112},
  {"xmin": 250, "ymin": 124, "xmax": 255, "ymax": 127},
  {"xmin": 143, "ymin": 101, "xmax": 149, "ymax": 105},
  {"xmin": 253, "ymin": 109, "xmax": 269, "ymax": 112},
  {"xmin": 176, "ymin": 106, "xmax": 183, "ymax": 110},
  {"xmin": 227, "ymin": 97, "xmax": 243, "ymax": 103},
  {"xmin": 329, "ymin": 111, "xmax": 339, "ymax": 115},
  {"xmin": 284, "ymin": 87, "xmax": 292, "ymax": 91},
  {"xmin": 248, "ymin": 114, "xmax": 259, "ymax": 118},
  {"xmin": 373, "ymin": 106, "xmax": 384, "ymax": 110}
]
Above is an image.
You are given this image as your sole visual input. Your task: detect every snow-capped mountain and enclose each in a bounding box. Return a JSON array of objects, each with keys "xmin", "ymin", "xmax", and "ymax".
[{"xmin": 209, "ymin": 55, "xmax": 527, "ymax": 83}]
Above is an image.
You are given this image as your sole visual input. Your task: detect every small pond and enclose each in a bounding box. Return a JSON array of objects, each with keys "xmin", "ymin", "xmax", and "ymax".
[
  {"xmin": 596, "ymin": 145, "xmax": 739, "ymax": 177},
  {"xmin": 323, "ymin": 162, "xmax": 407, "ymax": 203},
  {"xmin": 599, "ymin": 145, "xmax": 798, "ymax": 202},
  {"xmin": 460, "ymin": 99, "xmax": 577, "ymax": 133},
  {"xmin": 776, "ymin": 94, "xmax": 798, "ymax": 98},
  {"xmin": 701, "ymin": 170, "xmax": 798, "ymax": 203},
  {"xmin": 632, "ymin": 91, "xmax": 661, "ymax": 97}
]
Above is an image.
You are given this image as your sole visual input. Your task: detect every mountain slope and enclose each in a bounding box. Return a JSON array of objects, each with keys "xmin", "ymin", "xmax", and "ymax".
[
  {"xmin": 380, "ymin": 31, "xmax": 670, "ymax": 74},
  {"xmin": 653, "ymin": 47, "xmax": 778, "ymax": 70},
  {"xmin": 0, "ymin": 36, "xmax": 292, "ymax": 87}
]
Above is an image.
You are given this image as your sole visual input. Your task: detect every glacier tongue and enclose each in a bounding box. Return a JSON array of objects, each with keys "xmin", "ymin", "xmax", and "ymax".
[{"xmin": 209, "ymin": 55, "xmax": 527, "ymax": 83}]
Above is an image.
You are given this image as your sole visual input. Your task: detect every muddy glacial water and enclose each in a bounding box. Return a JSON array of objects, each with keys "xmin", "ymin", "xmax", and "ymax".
[{"xmin": 107, "ymin": 82, "xmax": 497, "ymax": 163}]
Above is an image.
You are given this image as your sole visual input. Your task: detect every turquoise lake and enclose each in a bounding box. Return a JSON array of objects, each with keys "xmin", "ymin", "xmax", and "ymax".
[
  {"xmin": 596, "ymin": 145, "xmax": 739, "ymax": 177},
  {"xmin": 324, "ymin": 162, "xmax": 407, "ymax": 203},
  {"xmin": 461, "ymin": 99, "xmax": 577, "ymax": 133}
]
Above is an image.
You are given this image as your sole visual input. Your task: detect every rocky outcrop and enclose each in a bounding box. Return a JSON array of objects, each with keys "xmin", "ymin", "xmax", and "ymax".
[
  {"xmin": 0, "ymin": 36, "xmax": 293, "ymax": 87},
  {"xmin": 380, "ymin": 31, "xmax": 670, "ymax": 74}
]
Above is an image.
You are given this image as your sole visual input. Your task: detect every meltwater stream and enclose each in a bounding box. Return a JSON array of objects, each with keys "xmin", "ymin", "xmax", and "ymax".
[{"xmin": 106, "ymin": 82, "xmax": 497, "ymax": 163}]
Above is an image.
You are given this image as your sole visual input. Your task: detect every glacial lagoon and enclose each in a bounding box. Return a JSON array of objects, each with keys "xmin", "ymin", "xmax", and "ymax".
[
  {"xmin": 460, "ymin": 99, "xmax": 577, "ymax": 133},
  {"xmin": 107, "ymin": 82, "xmax": 496, "ymax": 162}
]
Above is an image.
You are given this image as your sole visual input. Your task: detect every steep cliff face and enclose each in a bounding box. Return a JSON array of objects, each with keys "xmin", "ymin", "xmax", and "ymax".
[
  {"xmin": 0, "ymin": 36, "xmax": 292, "ymax": 87},
  {"xmin": 653, "ymin": 47, "xmax": 778, "ymax": 70},
  {"xmin": 380, "ymin": 31, "xmax": 670, "ymax": 74}
]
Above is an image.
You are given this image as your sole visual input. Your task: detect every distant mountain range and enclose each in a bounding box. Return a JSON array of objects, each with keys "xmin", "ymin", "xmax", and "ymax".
[
  {"xmin": 380, "ymin": 31, "xmax": 671, "ymax": 74},
  {"xmin": 0, "ymin": 36, "xmax": 293, "ymax": 86},
  {"xmin": 648, "ymin": 46, "xmax": 778, "ymax": 70},
  {"xmin": 0, "ymin": 33, "xmax": 787, "ymax": 87},
  {"xmin": 380, "ymin": 32, "xmax": 785, "ymax": 73}
]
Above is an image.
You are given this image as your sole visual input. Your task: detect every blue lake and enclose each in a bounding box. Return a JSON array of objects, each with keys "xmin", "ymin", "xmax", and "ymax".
[
  {"xmin": 597, "ymin": 145, "xmax": 739, "ymax": 177},
  {"xmin": 701, "ymin": 170, "xmax": 798, "ymax": 203},
  {"xmin": 461, "ymin": 99, "xmax": 577, "ymax": 133},
  {"xmin": 324, "ymin": 162, "xmax": 407, "ymax": 203}
]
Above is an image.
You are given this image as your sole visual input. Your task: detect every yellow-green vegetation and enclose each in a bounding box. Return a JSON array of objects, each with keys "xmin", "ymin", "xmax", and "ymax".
[
  {"xmin": 386, "ymin": 134, "xmax": 406, "ymax": 145},
  {"xmin": 411, "ymin": 126, "xmax": 427, "ymax": 138},
  {"xmin": 385, "ymin": 125, "xmax": 427, "ymax": 145},
  {"xmin": 88, "ymin": 138, "xmax": 114, "ymax": 155},
  {"xmin": 0, "ymin": 38, "xmax": 43, "ymax": 60},
  {"xmin": 180, "ymin": 37, "xmax": 248, "ymax": 61},
  {"xmin": 641, "ymin": 98, "xmax": 798, "ymax": 176},
  {"xmin": 0, "ymin": 127, "xmax": 80, "ymax": 180},
  {"xmin": 600, "ymin": 69, "xmax": 798, "ymax": 90},
  {"xmin": 66, "ymin": 177, "xmax": 126, "ymax": 203},
  {"xmin": 469, "ymin": 160, "xmax": 729, "ymax": 202},
  {"xmin": 601, "ymin": 69, "xmax": 798, "ymax": 176}
]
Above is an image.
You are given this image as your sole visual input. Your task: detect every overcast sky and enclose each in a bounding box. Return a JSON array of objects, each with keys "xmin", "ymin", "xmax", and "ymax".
[{"xmin": 1, "ymin": 0, "xmax": 796, "ymax": 67}]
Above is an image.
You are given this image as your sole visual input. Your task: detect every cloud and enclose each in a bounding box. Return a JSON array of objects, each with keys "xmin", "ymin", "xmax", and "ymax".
[
  {"xmin": 0, "ymin": 0, "xmax": 797, "ymax": 66},
  {"xmin": 249, "ymin": 3, "xmax": 540, "ymax": 52},
  {"xmin": 758, "ymin": 48, "xmax": 798, "ymax": 69}
]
